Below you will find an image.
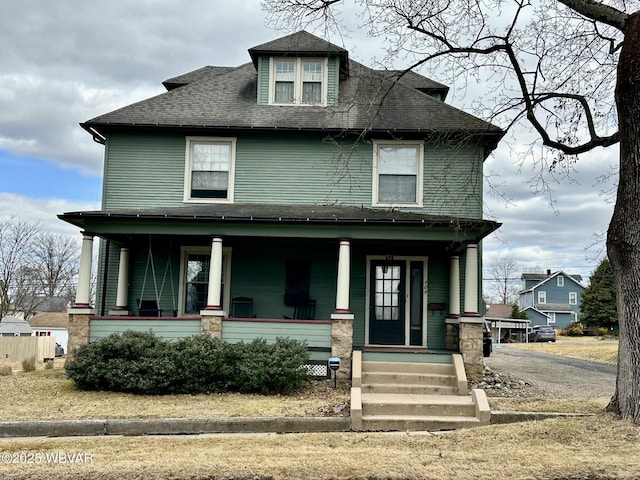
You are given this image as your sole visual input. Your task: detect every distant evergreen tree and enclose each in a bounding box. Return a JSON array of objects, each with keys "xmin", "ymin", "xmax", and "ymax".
[
  {"xmin": 510, "ymin": 304, "xmax": 527, "ymax": 319},
  {"xmin": 581, "ymin": 258, "xmax": 618, "ymax": 328}
]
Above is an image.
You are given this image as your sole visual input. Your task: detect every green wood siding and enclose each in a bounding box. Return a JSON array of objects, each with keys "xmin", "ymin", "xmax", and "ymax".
[
  {"xmin": 423, "ymin": 143, "xmax": 484, "ymax": 218},
  {"xmin": 89, "ymin": 319, "xmax": 201, "ymax": 342},
  {"xmin": 221, "ymin": 319, "xmax": 331, "ymax": 349},
  {"xmin": 104, "ymin": 133, "xmax": 185, "ymax": 209},
  {"xmin": 229, "ymin": 240, "xmax": 337, "ymax": 321},
  {"xmin": 426, "ymin": 255, "xmax": 449, "ymax": 350},
  {"xmin": 234, "ymin": 135, "xmax": 372, "ymax": 206},
  {"xmin": 102, "ymin": 132, "xmax": 484, "ymax": 219},
  {"xmin": 257, "ymin": 56, "xmax": 270, "ymax": 105},
  {"xmin": 327, "ymin": 56, "xmax": 339, "ymax": 105}
]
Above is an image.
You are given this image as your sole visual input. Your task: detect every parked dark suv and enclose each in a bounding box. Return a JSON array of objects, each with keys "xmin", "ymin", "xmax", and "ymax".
[
  {"xmin": 529, "ymin": 325, "xmax": 557, "ymax": 342},
  {"xmin": 483, "ymin": 321, "xmax": 493, "ymax": 357}
]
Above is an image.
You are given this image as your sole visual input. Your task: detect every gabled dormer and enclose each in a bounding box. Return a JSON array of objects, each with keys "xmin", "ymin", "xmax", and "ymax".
[{"xmin": 248, "ymin": 31, "xmax": 349, "ymax": 107}]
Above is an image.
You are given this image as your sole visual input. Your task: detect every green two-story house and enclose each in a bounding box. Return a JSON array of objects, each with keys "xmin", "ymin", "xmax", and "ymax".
[{"xmin": 60, "ymin": 31, "xmax": 503, "ymax": 381}]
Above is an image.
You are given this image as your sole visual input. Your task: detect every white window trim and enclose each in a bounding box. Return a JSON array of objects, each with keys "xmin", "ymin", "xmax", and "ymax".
[
  {"xmin": 557, "ymin": 275, "xmax": 564, "ymax": 287},
  {"xmin": 269, "ymin": 57, "xmax": 328, "ymax": 106},
  {"xmin": 538, "ymin": 291, "xmax": 547, "ymax": 304},
  {"xmin": 177, "ymin": 246, "xmax": 232, "ymax": 316},
  {"xmin": 569, "ymin": 291, "xmax": 577, "ymax": 305},
  {"xmin": 184, "ymin": 136, "xmax": 236, "ymax": 203},
  {"xmin": 547, "ymin": 312, "xmax": 556, "ymax": 324},
  {"xmin": 372, "ymin": 140, "xmax": 424, "ymax": 207}
]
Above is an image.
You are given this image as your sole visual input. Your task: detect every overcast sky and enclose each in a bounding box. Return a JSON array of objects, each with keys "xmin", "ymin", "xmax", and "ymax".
[{"xmin": 0, "ymin": 0, "xmax": 616, "ymax": 289}]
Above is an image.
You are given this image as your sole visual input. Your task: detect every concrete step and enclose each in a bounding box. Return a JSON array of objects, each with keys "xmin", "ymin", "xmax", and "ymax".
[
  {"xmin": 361, "ymin": 393, "xmax": 476, "ymax": 417},
  {"xmin": 361, "ymin": 414, "xmax": 483, "ymax": 432},
  {"xmin": 362, "ymin": 361, "xmax": 454, "ymax": 376},
  {"xmin": 362, "ymin": 383, "xmax": 458, "ymax": 395},
  {"xmin": 362, "ymin": 371, "xmax": 457, "ymax": 387}
]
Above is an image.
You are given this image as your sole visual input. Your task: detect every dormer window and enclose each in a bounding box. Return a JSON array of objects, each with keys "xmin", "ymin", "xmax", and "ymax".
[{"xmin": 271, "ymin": 58, "xmax": 327, "ymax": 106}]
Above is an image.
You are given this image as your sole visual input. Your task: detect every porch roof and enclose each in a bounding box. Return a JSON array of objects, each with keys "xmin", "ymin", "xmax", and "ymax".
[{"xmin": 59, "ymin": 203, "xmax": 500, "ymax": 242}]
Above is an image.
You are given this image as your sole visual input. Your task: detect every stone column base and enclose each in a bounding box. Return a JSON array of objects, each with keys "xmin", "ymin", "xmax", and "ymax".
[
  {"xmin": 67, "ymin": 308, "xmax": 95, "ymax": 360},
  {"xmin": 200, "ymin": 310, "xmax": 225, "ymax": 338},
  {"xmin": 459, "ymin": 317, "xmax": 484, "ymax": 382},
  {"xmin": 331, "ymin": 313, "xmax": 354, "ymax": 380}
]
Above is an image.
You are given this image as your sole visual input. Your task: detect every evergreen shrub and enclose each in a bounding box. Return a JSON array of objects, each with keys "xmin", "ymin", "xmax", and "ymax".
[{"xmin": 65, "ymin": 331, "xmax": 310, "ymax": 395}]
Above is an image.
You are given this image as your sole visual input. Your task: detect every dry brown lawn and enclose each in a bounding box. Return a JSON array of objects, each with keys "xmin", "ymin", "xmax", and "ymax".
[
  {"xmin": 0, "ymin": 362, "xmax": 350, "ymax": 421},
  {"xmin": 0, "ymin": 414, "xmax": 638, "ymax": 480},
  {"xmin": 511, "ymin": 337, "xmax": 619, "ymax": 364}
]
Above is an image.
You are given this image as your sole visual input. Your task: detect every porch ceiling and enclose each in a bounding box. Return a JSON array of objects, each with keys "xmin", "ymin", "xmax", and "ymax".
[{"xmin": 58, "ymin": 203, "xmax": 500, "ymax": 243}]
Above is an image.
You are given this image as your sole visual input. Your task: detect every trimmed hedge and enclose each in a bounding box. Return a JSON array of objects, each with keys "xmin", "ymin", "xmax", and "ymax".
[{"xmin": 65, "ymin": 331, "xmax": 310, "ymax": 395}]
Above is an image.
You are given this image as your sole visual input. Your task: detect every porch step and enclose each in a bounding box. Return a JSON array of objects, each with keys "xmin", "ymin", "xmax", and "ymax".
[
  {"xmin": 362, "ymin": 393, "xmax": 476, "ymax": 417},
  {"xmin": 361, "ymin": 414, "xmax": 483, "ymax": 432},
  {"xmin": 362, "ymin": 361, "xmax": 455, "ymax": 375},
  {"xmin": 362, "ymin": 383, "xmax": 458, "ymax": 395},
  {"xmin": 351, "ymin": 352, "xmax": 490, "ymax": 432},
  {"xmin": 362, "ymin": 372, "xmax": 457, "ymax": 387}
]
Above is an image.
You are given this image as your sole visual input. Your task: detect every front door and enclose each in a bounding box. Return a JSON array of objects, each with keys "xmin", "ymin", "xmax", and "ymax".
[
  {"xmin": 369, "ymin": 261, "xmax": 406, "ymax": 345},
  {"xmin": 368, "ymin": 258, "xmax": 427, "ymax": 346}
]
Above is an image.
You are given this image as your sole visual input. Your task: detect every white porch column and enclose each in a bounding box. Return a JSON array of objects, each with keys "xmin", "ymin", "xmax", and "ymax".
[
  {"xmin": 449, "ymin": 255, "xmax": 460, "ymax": 318},
  {"xmin": 73, "ymin": 232, "xmax": 94, "ymax": 309},
  {"xmin": 335, "ymin": 240, "xmax": 351, "ymax": 313},
  {"xmin": 111, "ymin": 247, "xmax": 130, "ymax": 314},
  {"xmin": 463, "ymin": 243, "xmax": 479, "ymax": 315},
  {"xmin": 205, "ymin": 237, "xmax": 224, "ymax": 311}
]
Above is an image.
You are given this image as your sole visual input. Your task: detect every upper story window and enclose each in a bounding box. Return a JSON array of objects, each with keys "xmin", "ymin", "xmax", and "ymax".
[
  {"xmin": 538, "ymin": 291, "xmax": 547, "ymax": 304},
  {"xmin": 373, "ymin": 141, "xmax": 424, "ymax": 207},
  {"xmin": 557, "ymin": 275, "xmax": 564, "ymax": 287},
  {"xmin": 185, "ymin": 137, "xmax": 236, "ymax": 202},
  {"xmin": 271, "ymin": 58, "xmax": 327, "ymax": 106},
  {"xmin": 569, "ymin": 292, "xmax": 577, "ymax": 305}
]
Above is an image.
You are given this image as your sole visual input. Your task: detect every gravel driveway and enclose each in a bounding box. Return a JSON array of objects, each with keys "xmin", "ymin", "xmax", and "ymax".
[{"xmin": 481, "ymin": 343, "xmax": 617, "ymax": 398}]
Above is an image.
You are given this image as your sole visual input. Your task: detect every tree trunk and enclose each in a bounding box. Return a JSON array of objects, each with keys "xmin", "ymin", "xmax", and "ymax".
[{"xmin": 606, "ymin": 12, "xmax": 640, "ymax": 424}]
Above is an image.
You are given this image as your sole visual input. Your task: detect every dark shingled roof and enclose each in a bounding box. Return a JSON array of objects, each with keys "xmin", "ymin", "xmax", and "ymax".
[
  {"xmin": 59, "ymin": 203, "xmax": 500, "ymax": 237},
  {"xmin": 82, "ymin": 31, "xmax": 502, "ymax": 146}
]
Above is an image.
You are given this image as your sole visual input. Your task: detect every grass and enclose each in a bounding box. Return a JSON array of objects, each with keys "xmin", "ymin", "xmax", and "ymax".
[
  {"xmin": 0, "ymin": 361, "xmax": 350, "ymax": 421},
  {"xmin": 0, "ymin": 344, "xmax": 637, "ymax": 479},
  {"xmin": 489, "ymin": 396, "xmax": 610, "ymax": 413},
  {"xmin": 0, "ymin": 415, "xmax": 638, "ymax": 480},
  {"xmin": 510, "ymin": 337, "xmax": 619, "ymax": 364}
]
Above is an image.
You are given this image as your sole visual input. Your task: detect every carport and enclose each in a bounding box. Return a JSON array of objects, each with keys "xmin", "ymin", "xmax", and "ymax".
[{"xmin": 485, "ymin": 317, "xmax": 531, "ymax": 343}]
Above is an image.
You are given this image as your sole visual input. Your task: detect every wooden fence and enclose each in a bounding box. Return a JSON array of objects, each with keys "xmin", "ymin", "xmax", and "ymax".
[{"xmin": 0, "ymin": 336, "xmax": 56, "ymax": 362}]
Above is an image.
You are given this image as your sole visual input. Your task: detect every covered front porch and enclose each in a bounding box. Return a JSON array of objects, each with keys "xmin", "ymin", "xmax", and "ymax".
[{"xmin": 60, "ymin": 204, "xmax": 499, "ymax": 380}]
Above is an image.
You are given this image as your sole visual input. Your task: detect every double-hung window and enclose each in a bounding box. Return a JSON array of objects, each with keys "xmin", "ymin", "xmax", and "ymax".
[
  {"xmin": 185, "ymin": 137, "xmax": 236, "ymax": 202},
  {"xmin": 569, "ymin": 292, "xmax": 577, "ymax": 305},
  {"xmin": 179, "ymin": 247, "xmax": 231, "ymax": 315},
  {"xmin": 538, "ymin": 291, "xmax": 547, "ymax": 304},
  {"xmin": 373, "ymin": 141, "xmax": 424, "ymax": 206},
  {"xmin": 271, "ymin": 58, "xmax": 326, "ymax": 105}
]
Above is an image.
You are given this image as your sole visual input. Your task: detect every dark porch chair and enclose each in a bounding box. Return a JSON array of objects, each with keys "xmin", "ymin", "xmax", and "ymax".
[
  {"xmin": 137, "ymin": 299, "xmax": 162, "ymax": 317},
  {"xmin": 231, "ymin": 297, "xmax": 254, "ymax": 318},
  {"xmin": 293, "ymin": 299, "xmax": 316, "ymax": 320}
]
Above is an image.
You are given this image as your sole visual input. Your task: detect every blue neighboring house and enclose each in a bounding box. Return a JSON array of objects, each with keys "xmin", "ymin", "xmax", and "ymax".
[{"xmin": 517, "ymin": 270, "xmax": 585, "ymax": 329}]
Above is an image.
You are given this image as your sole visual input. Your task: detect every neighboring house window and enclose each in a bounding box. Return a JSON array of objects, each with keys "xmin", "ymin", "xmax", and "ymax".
[
  {"xmin": 373, "ymin": 141, "xmax": 424, "ymax": 206},
  {"xmin": 557, "ymin": 275, "xmax": 564, "ymax": 287},
  {"xmin": 179, "ymin": 247, "xmax": 231, "ymax": 315},
  {"xmin": 271, "ymin": 58, "xmax": 327, "ymax": 105},
  {"xmin": 569, "ymin": 292, "xmax": 577, "ymax": 305},
  {"xmin": 185, "ymin": 137, "xmax": 236, "ymax": 202},
  {"xmin": 538, "ymin": 291, "xmax": 546, "ymax": 304}
]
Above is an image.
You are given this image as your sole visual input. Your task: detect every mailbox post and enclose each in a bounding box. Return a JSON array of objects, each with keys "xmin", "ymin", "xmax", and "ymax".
[{"xmin": 328, "ymin": 357, "xmax": 341, "ymax": 389}]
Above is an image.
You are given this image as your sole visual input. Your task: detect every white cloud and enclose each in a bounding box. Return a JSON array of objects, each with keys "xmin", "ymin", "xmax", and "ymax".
[{"xmin": 0, "ymin": 193, "xmax": 97, "ymax": 237}]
